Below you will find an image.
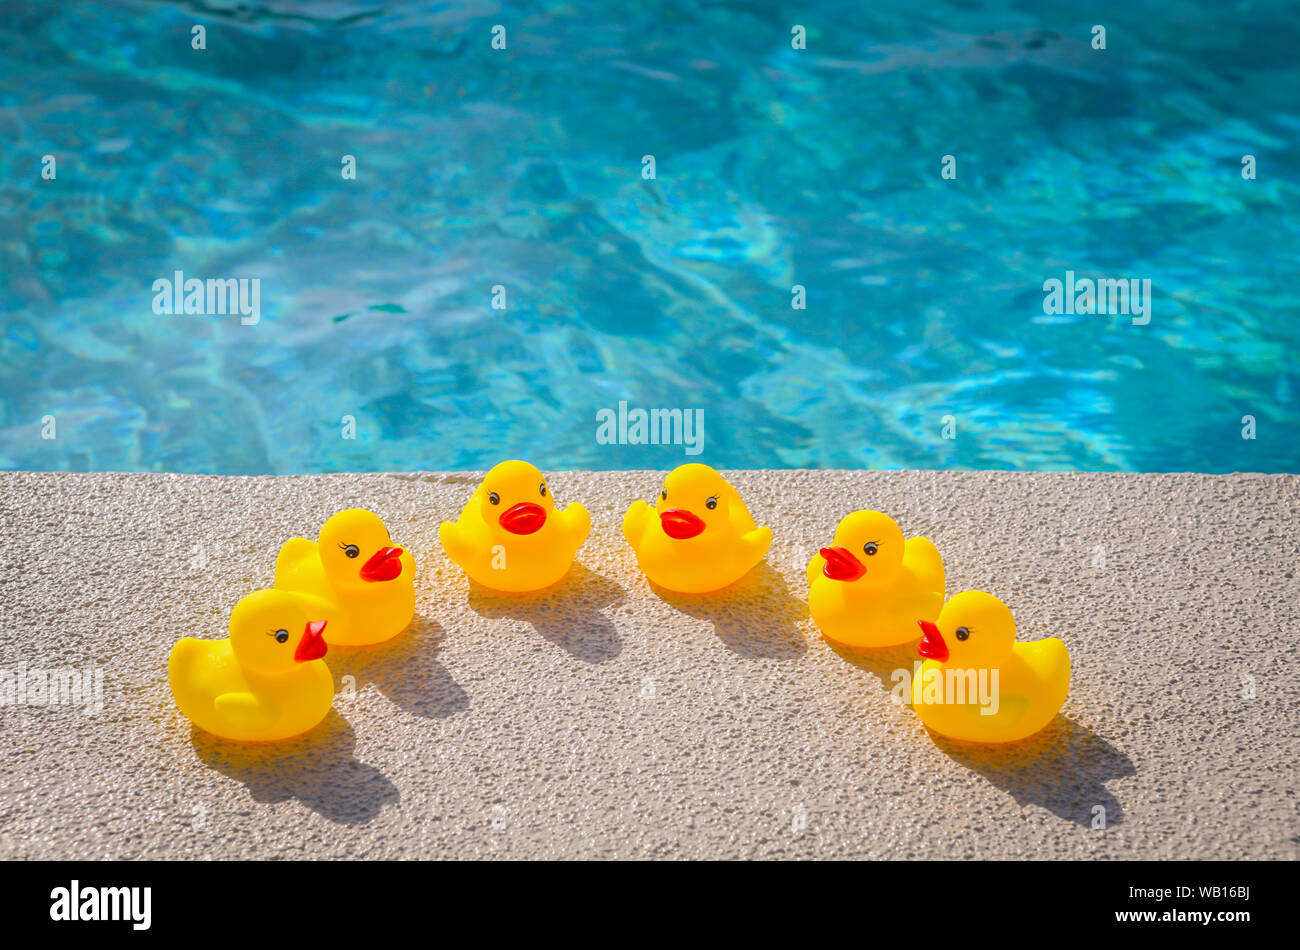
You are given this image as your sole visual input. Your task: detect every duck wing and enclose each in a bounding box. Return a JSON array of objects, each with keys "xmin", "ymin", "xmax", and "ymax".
[
  {"xmin": 967, "ymin": 688, "xmax": 1031, "ymax": 725},
  {"xmin": 213, "ymin": 691, "xmax": 279, "ymax": 730}
]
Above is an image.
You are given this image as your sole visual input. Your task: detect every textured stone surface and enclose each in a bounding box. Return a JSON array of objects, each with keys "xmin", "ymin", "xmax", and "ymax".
[{"xmin": 0, "ymin": 470, "xmax": 1296, "ymax": 859}]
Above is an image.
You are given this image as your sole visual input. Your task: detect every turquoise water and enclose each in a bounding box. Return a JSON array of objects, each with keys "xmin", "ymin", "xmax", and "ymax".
[{"xmin": 2, "ymin": 1, "xmax": 1297, "ymax": 473}]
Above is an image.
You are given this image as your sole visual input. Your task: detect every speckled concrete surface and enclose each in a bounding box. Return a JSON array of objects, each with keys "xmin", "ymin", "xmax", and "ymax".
[{"xmin": 0, "ymin": 470, "xmax": 1296, "ymax": 860}]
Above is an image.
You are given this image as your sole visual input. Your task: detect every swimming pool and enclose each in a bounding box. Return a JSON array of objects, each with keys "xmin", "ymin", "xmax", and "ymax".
[{"xmin": 3, "ymin": 1, "xmax": 1297, "ymax": 473}]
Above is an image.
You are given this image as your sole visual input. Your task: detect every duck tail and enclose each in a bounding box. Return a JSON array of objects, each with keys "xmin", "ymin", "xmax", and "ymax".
[
  {"xmin": 908, "ymin": 535, "xmax": 945, "ymax": 592},
  {"xmin": 621, "ymin": 500, "xmax": 649, "ymax": 545},
  {"xmin": 566, "ymin": 501, "xmax": 592, "ymax": 546},
  {"xmin": 746, "ymin": 524, "xmax": 773, "ymax": 561},
  {"xmin": 273, "ymin": 537, "xmax": 317, "ymax": 585}
]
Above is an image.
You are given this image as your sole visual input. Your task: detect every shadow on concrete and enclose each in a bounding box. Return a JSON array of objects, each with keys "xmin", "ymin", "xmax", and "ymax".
[
  {"xmin": 827, "ymin": 637, "xmax": 1134, "ymax": 828},
  {"xmin": 824, "ymin": 640, "xmax": 920, "ymax": 697},
  {"xmin": 929, "ymin": 716, "xmax": 1135, "ymax": 828},
  {"xmin": 328, "ymin": 616, "xmax": 468, "ymax": 719},
  {"xmin": 190, "ymin": 711, "xmax": 399, "ymax": 825},
  {"xmin": 651, "ymin": 562, "xmax": 809, "ymax": 660},
  {"xmin": 467, "ymin": 562, "xmax": 625, "ymax": 663}
]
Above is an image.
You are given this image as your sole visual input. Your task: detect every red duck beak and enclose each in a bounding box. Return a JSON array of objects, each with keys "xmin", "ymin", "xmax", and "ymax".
[
  {"xmin": 819, "ymin": 546, "xmax": 866, "ymax": 581},
  {"xmin": 295, "ymin": 620, "xmax": 328, "ymax": 662},
  {"xmin": 659, "ymin": 508, "xmax": 705, "ymax": 540},
  {"xmin": 499, "ymin": 502, "xmax": 547, "ymax": 535},
  {"xmin": 360, "ymin": 546, "xmax": 404, "ymax": 582},
  {"xmin": 916, "ymin": 620, "xmax": 949, "ymax": 662}
]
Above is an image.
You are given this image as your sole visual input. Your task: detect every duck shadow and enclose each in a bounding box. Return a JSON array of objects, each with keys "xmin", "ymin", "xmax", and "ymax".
[
  {"xmin": 825, "ymin": 640, "xmax": 920, "ymax": 697},
  {"xmin": 327, "ymin": 616, "xmax": 468, "ymax": 719},
  {"xmin": 929, "ymin": 716, "xmax": 1135, "ymax": 827},
  {"xmin": 190, "ymin": 711, "xmax": 399, "ymax": 825},
  {"xmin": 651, "ymin": 562, "xmax": 809, "ymax": 660},
  {"xmin": 829, "ymin": 640, "xmax": 1134, "ymax": 827},
  {"xmin": 467, "ymin": 562, "xmax": 625, "ymax": 663}
]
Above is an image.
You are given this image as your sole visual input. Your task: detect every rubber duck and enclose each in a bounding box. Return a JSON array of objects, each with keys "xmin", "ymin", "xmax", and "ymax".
[
  {"xmin": 911, "ymin": 591, "xmax": 1070, "ymax": 743},
  {"xmin": 273, "ymin": 509, "xmax": 415, "ymax": 646},
  {"xmin": 807, "ymin": 510, "xmax": 944, "ymax": 648},
  {"xmin": 439, "ymin": 460, "xmax": 591, "ymax": 593},
  {"xmin": 622, "ymin": 463, "xmax": 772, "ymax": 594},
  {"xmin": 168, "ymin": 589, "xmax": 334, "ymax": 742}
]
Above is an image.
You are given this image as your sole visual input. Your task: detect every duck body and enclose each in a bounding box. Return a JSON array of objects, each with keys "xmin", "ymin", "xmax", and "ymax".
[
  {"xmin": 807, "ymin": 511, "xmax": 944, "ymax": 647},
  {"xmin": 623, "ymin": 463, "xmax": 771, "ymax": 594},
  {"xmin": 910, "ymin": 591, "xmax": 1070, "ymax": 743},
  {"xmin": 273, "ymin": 509, "xmax": 415, "ymax": 646},
  {"xmin": 169, "ymin": 638, "xmax": 334, "ymax": 741},
  {"xmin": 274, "ymin": 539, "xmax": 415, "ymax": 646},
  {"xmin": 168, "ymin": 589, "xmax": 333, "ymax": 742},
  {"xmin": 439, "ymin": 460, "xmax": 590, "ymax": 593}
]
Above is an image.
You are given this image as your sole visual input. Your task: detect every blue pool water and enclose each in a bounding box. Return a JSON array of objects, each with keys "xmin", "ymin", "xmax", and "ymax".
[{"xmin": 2, "ymin": 1, "xmax": 1297, "ymax": 473}]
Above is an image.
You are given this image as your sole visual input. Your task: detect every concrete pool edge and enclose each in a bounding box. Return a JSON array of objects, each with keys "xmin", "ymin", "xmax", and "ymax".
[{"xmin": 0, "ymin": 470, "xmax": 1296, "ymax": 859}]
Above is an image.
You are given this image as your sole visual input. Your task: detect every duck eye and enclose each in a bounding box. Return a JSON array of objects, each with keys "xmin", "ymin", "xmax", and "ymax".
[
  {"xmin": 955, "ymin": 627, "xmax": 970, "ymax": 641},
  {"xmin": 539, "ymin": 483, "xmax": 547, "ymax": 497},
  {"xmin": 488, "ymin": 492, "xmax": 500, "ymax": 505},
  {"xmin": 705, "ymin": 496, "xmax": 718, "ymax": 510},
  {"xmin": 274, "ymin": 629, "xmax": 289, "ymax": 644},
  {"xmin": 660, "ymin": 489, "xmax": 667, "ymax": 501},
  {"xmin": 863, "ymin": 542, "xmax": 879, "ymax": 556},
  {"xmin": 340, "ymin": 543, "xmax": 359, "ymax": 559}
]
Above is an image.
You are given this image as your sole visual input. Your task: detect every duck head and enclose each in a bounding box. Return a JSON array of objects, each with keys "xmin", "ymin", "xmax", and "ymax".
[
  {"xmin": 318, "ymin": 508, "xmax": 407, "ymax": 589},
  {"xmin": 918, "ymin": 591, "xmax": 1016, "ymax": 667},
  {"xmin": 476, "ymin": 460, "xmax": 556, "ymax": 537},
  {"xmin": 229, "ymin": 589, "xmax": 328, "ymax": 675},
  {"xmin": 654, "ymin": 463, "xmax": 734, "ymax": 540},
  {"xmin": 818, "ymin": 510, "xmax": 905, "ymax": 585}
]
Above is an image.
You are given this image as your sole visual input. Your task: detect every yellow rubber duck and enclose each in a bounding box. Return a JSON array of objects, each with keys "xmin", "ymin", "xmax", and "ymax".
[
  {"xmin": 168, "ymin": 589, "xmax": 334, "ymax": 742},
  {"xmin": 273, "ymin": 509, "xmax": 415, "ymax": 646},
  {"xmin": 439, "ymin": 460, "xmax": 591, "ymax": 593},
  {"xmin": 807, "ymin": 510, "xmax": 944, "ymax": 647},
  {"xmin": 622, "ymin": 463, "xmax": 772, "ymax": 594},
  {"xmin": 911, "ymin": 591, "xmax": 1070, "ymax": 744}
]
